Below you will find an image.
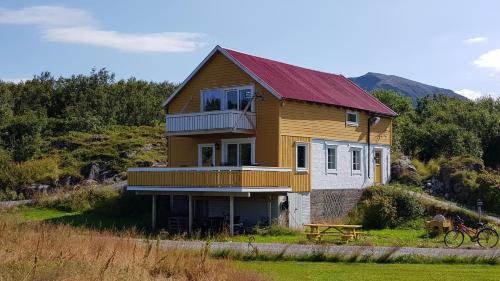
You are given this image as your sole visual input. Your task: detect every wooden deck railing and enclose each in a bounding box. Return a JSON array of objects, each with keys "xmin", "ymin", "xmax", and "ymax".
[{"xmin": 127, "ymin": 166, "xmax": 292, "ymax": 188}]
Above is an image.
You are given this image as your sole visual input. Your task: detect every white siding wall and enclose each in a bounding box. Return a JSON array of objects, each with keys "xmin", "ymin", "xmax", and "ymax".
[
  {"xmin": 311, "ymin": 139, "xmax": 390, "ymax": 190},
  {"xmin": 287, "ymin": 192, "xmax": 310, "ymax": 229}
]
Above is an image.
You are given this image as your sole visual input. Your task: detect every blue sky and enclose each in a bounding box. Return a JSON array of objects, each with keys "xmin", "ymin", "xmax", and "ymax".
[{"xmin": 1, "ymin": 1, "xmax": 499, "ymax": 99}]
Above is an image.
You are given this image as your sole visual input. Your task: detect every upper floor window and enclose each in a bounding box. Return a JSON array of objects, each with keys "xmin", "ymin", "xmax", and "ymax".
[
  {"xmin": 326, "ymin": 145, "xmax": 337, "ymax": 172},
  {"xmin": 352, "ymin": 149, "xmax": 362, "ymax": 173},
  {"xmin": 346, "ymin": 110, "xmax": 359, "ymax": 127},
  {"xmin": 202, "ymin": 86, "xmax": 254, "ymax": 112},
  {"xmin": 296, "ymin": 142, "xmax": 309, "ymax": 172},
  {"xmin": 202, "ymin": 89, "xmax": 222, "ymax": 111}
]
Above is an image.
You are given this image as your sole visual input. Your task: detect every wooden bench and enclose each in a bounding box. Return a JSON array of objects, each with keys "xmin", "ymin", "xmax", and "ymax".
[{"xmin": 304, "ymin": 224, "xmax": 363, "ymax": 243}]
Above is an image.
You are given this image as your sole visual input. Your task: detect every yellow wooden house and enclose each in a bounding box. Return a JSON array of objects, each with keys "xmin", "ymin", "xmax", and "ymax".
[{"xmin": 127, "ymin": 46, "xmax": 397, "ymax": 235}]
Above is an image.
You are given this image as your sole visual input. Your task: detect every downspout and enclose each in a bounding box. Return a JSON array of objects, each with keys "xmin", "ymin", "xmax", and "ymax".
[{"xmin": 367, "ymin": 115, "xmax": 380, "ymax": 179}]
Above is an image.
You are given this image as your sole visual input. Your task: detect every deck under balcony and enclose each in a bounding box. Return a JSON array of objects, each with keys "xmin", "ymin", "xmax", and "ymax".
[
  {"xmin": 165, "ymin": 110, "xmax": 256, "ymax": 136},
  {"xmin": 127, "ymin": 166, "xmax": 292, "ymax": 194}
]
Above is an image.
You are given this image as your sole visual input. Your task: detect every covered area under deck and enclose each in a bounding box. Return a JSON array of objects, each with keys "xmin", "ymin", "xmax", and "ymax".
[{"xmin": 128, "ymin": 186, "xmax": 290, "ymax": 235}]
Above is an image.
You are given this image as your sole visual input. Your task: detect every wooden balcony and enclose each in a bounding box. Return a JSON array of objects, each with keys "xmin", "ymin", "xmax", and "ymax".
[
  {"xmin": 165, "ymin": 110, "xmax": 256, "ymax": 136},
  {"xmin": 127, "ymin": 166, "xmax": 291, "ymax": 190}
]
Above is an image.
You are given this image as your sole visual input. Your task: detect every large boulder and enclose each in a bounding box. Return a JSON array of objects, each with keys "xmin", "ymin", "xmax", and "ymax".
[{"xmin": 391, "ymin": 155, "xmax": 422, "ymax": 185}]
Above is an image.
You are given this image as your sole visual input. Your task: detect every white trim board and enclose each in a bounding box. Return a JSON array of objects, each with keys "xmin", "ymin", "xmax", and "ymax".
[
  {"xmin": 128, "ymin": 166, "xmax": 292, "ymax": 172},
  {"xmin": 127, "ymin": 186, "xmax": 292, "ymax": 193}
]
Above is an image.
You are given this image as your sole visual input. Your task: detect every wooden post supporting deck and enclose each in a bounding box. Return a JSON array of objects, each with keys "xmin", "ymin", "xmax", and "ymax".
[
  {"xmin": 188, "ymin": 195, "xmax": 193, "ymax": 235},
  {"xmin": 169, "ymin": 195, "xmax": 174, "ymax": 212},
  {"xmin": 151, "ymin": 195, "xmax": 157, "ymax": 231},
  {"xmin": 229, "ymin": 196, "xmax": 234, "ymax": 236},
  {"xmin": 267, "ymin": 196, "xmax": 272, "ymax": 226}
]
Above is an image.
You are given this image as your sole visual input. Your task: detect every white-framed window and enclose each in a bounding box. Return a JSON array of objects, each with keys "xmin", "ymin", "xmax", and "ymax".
[
  {"xmin": 295, "ymin": 142, "xmax": 309, "ymax": 172},
  {"xmin": 198, "ymin": 143, "xmax": 215, "ymax": 166},
  {"xmin": 201, "ymin": 89, "xmax": 222, "ymax": 111},
  {"xmin": 352, "ymin": 148, "xmax": 362, "ymax": 174},
  {"xmin": 346, "ymin": 110, "xmax": 359, "ymax": 127},
  {"xmin": 325, "ymin": 144, "xmax": 337, "ymax": 173},
  {"xmin": 201, "ymin": 85, "xmax": 254, "ymax": 112},
  {"xmin": 221, "ymin": 137, "xmax": 255, "ymax": 166}
]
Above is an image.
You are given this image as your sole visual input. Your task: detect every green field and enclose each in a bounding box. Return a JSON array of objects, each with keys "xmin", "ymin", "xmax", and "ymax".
[
  {"xmin": 231, "ymin": 228, "xmax": 480, "ymax": 248},
  {"xmin": 237, "ymin": 261, "xmax": 500, "ymax": 281},
  {"xmin": 6, "ymin": 206, "xmax": 488, "ymax": 248}
]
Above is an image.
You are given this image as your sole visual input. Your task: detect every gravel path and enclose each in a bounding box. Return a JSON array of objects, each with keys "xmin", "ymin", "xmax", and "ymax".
[{"xmin": 156, "ymin": 240, "xmax": 499, "ymax": 258}]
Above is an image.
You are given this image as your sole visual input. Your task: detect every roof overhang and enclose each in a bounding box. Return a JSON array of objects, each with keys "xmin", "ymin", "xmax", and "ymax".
[{"xmin": 162, "ymin": 45, "xmax": 282, "ymax": 108}]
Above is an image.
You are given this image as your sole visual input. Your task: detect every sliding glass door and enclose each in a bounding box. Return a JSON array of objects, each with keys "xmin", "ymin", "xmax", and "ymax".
[{"xmin": 222, "ymin": 138, "xmax": 255, "ymax": 166}]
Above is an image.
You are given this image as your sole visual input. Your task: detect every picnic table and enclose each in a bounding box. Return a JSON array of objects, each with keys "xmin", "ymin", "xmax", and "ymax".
[{"xmin": 304, "ymin": 224, "xmax": 363, "ymax": 242}]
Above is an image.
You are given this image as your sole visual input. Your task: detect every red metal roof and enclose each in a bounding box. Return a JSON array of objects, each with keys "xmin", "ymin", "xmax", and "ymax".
[{"xmin": 223, "ymin": 48, "xmax": 397, "ymax": 117}]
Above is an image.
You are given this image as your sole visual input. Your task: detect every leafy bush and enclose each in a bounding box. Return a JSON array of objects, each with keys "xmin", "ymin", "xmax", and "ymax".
[
  {"xmin": 355, "ymin": 186, "xmax": 424, "ymax": 229},
  {"xmin": 0, "ymin": 189, "xmax": 25, "ymax": 201},
  {"xmin": 412, "ymin": 159, "xmax": 440, "ymax": 180},
  {"xmin": 0, "ymin": 157, "xmax": 60, "ymax": 191},
  {"xmin": 254, "ymin": 223, "xmax": 300, "ymax": 236}
]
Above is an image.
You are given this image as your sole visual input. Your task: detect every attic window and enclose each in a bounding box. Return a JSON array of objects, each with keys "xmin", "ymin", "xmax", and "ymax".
[{"xmin": 346, "ymin": 110, "xmax": 359, "ymax": 127}]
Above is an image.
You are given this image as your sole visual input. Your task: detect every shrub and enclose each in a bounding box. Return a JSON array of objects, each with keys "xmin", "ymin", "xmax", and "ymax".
[
  {"xmin": 0, "ymin": 157, "xmax": 60, "ymax": 192},
  {"xmin": 255, "ymin": 222, "xmax": 300, "ymax": 236},
  {"xmin": 356, "ymin": 186, "xmax": 424, "ymax": 229},
  {"xmin": 412, "ymin": 159, "xmax": 440, "ymax": 180},
  {"xmin": 361, "ymin": 195, "xmax": 397, "ymax": 229}
]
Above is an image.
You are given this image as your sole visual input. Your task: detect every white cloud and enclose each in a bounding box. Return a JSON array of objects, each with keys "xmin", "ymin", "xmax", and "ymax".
[
  {"xmin": 463, "ymin": 37, "xmax": 488, "ymax": 44},
  {"xmin": 0, "ymin": 6, "xmax": 93, "ymax": 27},
  {"xmin": 0, "ymin": 78, "xmax": 29, "ymax": 83},
  {"xmin": 473, "ymin": 49, "xmax": 500, "ymax": 72},
  {"xmin": 0, "ymin": 5, "xmax": 204, "ymax": 53},
  {"xmin": 455, "ymin": 89, "xmax": 499, "ymax": 100},
  {"xmin": 43, "ymin": 27, "xmax": 205, "ymax": 53}
]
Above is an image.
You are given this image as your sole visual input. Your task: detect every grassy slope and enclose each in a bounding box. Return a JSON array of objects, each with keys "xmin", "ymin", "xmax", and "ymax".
[
  {"xmin": 42, "ymin": 124, "xmax": 167, "ymax": 180},
  {"xmin": 237, "ymin": 261, "xmax": 500, "ymax": 281}
]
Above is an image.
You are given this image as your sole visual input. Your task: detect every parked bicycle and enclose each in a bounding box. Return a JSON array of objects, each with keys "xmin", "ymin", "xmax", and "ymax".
[{"xmin": 444, "ymin": 216, "xmax": 498, "ymax": 248}]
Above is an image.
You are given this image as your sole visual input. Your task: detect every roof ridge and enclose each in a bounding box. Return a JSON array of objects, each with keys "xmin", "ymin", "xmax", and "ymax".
[{"xmin": 222, "ymin": 47, "xmax": 344, "ymax": 78}]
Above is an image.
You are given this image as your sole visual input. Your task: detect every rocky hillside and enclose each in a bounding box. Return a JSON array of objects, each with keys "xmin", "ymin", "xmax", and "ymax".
[{"xmin": 349, "ymin": 72, "xmax": 466, "ymax": 104}]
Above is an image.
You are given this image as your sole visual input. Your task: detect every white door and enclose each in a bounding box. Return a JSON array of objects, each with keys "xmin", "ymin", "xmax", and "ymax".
[
  {"xmin": 198, "ymin": 144, "xmax": 215, "ymax": 166},
  {"xmin": 288, "ymin": 193, "xmax": 310, "ymax": 229}
]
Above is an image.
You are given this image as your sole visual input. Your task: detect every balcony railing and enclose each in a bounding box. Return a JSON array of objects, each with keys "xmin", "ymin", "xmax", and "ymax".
[
  {"xmin": 165, "ymin": 110, "xmax": 256, "ymax": 136},
  {"xmin": 127, "ymin": 166, "xmax": 291, "ymax": 189}
]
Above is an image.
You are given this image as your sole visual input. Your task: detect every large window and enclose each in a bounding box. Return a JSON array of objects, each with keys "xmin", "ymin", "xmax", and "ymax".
[
  {"xmin": 202, "ymin": 86, "xmax": 254, "ymax": 112},
  {"xmin": 296, "ymin": 143, "xmax": 309, "ymax": 172},
  {"xmin": 222, "ymin": 138, "xmax": 255, "ymax": 166},
  {"xmin": 202, "ymin": 89, "xmax": 222, "ymax": 111},
  {"xmin": 352, "ymin": 149, "xmax": 361, "ymax": 173},
  {"xmin": 326, "ymin": 145, "xmax": 337, "ymax": 172},
  {"xmin": 346, "ymin": 110, "xmax": 359, "ymax": 127}
]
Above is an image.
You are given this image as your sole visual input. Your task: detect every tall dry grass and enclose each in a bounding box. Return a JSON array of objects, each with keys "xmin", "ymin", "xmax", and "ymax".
[{"xmin": 0, "ymin": 218, "xmax": 263, "ymax": 281}]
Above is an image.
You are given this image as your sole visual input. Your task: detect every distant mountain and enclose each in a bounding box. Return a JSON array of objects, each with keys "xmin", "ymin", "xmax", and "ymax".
[{"xmin": 349, "ymin": 72, "xmax": 466, "ymax": 104}]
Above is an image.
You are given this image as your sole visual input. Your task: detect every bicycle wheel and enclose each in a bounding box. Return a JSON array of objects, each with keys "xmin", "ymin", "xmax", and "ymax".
[
  {"xmin": 444, "ymin": 229, "xmax": 464, "ymax": 248},
  {"xmin": 477, "ymin": 228, "xmax": 499, "ymax": 249}
]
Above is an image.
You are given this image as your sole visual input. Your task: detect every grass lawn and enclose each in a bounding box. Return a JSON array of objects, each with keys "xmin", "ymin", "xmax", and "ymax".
[
  {"xmin": 236, "ymin": 261, "xmax": 500, "ymax": 281},
  {"xmin": 231, "ymin": 226, "xmax": 482, "ymax": 248},
  {"xmin": 5, "ymin": 206, "xmax": 148, "ymax": 232},
  {"xmin": 7, "ymin": 206, "xmax": 492, "ymax": 249}
]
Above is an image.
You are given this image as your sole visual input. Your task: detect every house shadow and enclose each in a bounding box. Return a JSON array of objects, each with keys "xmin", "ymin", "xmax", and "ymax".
[{"xmin": 46, "ymin": 209, "xmax": 150, "ymax": 233}]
